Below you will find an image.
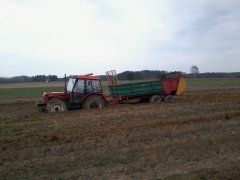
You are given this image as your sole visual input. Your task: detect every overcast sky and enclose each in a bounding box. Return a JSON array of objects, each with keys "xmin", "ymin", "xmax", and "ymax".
[{"xmin": 0, "ymin": 0, "xmax": 240, "ymax": 77}]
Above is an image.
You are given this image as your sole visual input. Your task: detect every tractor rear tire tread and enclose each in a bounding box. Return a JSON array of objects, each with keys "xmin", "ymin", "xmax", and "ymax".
[{"xmin": 82, "ymin": 95, "xmax": 106, "ymax": 109}]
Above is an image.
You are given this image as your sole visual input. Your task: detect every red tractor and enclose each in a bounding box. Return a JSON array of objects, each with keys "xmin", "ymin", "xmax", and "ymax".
[{"xmin": 37, "ymin": 73, "xmax": 107, "ymax": 112}]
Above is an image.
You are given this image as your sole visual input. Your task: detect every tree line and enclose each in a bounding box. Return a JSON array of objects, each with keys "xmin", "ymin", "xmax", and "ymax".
[
  {"xmin": 116, "ymin": 70, "xmax": 168, "ymax": 80},
  {"xmin": 185, "ymin": 72, "xmax": 240, "ymax": 78},
  {"xmin": 102, "ymin": 70, "xmax": 240, "ymax": 81},
  {"xmin": 0, "ymin": 75, "xmax": 58, "ymax": 83}
]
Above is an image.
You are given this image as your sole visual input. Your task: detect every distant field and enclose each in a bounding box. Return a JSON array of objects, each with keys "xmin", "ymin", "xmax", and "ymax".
[
  {"xmin": 0, "ymin": 81, "xmax": 65, "ymax": 89},
  {"xmin": 0, "ymin": 78, "xmax": 239, "ymax": 101},
  {"xmin": 0, "ymin": 87, "xmax": 64, "ymax": 99},
  {"xmin": 186, "ymin": 78, "xmax": 240, "ymax": 89}
]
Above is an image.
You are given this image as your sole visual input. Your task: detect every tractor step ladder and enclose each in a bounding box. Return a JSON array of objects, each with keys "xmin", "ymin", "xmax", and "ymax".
[{"xmin": 106, "ymin": 70, "xmax": 119, "ymax": 86}]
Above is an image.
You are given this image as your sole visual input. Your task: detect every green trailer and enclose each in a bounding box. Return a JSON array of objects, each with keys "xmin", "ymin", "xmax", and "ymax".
[
  {"xmin": 106, "ymin": 70, "xmax": 186, "ymax": 103},
  {"xmin": 109, "ymin": 80, "xmax": 164, "ymax": 97}
]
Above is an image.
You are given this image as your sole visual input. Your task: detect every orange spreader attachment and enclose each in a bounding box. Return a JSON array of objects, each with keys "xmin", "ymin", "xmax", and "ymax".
[{"xmin": 176, "ymin": 78, "xmax": 186, "ymax": 96}]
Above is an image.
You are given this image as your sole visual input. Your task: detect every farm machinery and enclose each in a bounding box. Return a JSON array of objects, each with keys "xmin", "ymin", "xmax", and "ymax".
[{"xmin": 37, "ymin": 70, "xmax": 186, "ymax": 112}]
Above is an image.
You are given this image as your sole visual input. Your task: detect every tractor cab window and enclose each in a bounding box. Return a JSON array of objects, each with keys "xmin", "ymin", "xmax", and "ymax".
[
  {"xmin": 67, "ymin": 78, "xmax": 76, "ymax": 92},
  {"xmin": 73, "ymin": 79, "xmax": 84, "ymax": 93},
  {"xmin": 86, "ymin": 80, "xmax": 102, "ymax": 93}
]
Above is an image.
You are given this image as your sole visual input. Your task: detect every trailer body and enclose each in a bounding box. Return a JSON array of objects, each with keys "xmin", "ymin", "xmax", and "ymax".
[
  {"xmin": 107, "ymin": 71, "xmax": 186, "ymax": 103},
  {"xmin": 109, "ymin": 80, "xmax": 163, "ymax": 97}
]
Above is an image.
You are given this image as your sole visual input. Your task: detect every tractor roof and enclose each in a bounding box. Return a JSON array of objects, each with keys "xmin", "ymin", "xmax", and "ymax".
[{"xmin": 70, "ymin": 73, "xmax": 101, "ymax": 80}]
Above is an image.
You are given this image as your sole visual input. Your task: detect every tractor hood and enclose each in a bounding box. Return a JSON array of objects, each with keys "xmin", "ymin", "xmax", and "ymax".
[
  {"xmin": 43, "ymin": 92, "xmax": 70, "ymax": 99},
  {"xmin": 42, "ymin": 91, "xmax": 70, "ymax": 104},
  {"xmin": 44, "ymin": 92, "xmax": 65, "ymax": 96},
  {"xmin": 44, "ymin": 92, "xmax": 64, "ymax": 96}
]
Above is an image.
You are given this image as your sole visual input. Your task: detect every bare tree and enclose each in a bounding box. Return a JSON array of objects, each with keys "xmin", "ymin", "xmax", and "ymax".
[{"xmin": 190, "ymin": 66, "xmax": 199, "ymax": 78}]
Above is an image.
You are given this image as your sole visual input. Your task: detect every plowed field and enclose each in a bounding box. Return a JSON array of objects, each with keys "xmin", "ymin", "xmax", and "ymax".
[{"xmin": 0, "ymin": 81, "xmax": 240, "ymax": 179}]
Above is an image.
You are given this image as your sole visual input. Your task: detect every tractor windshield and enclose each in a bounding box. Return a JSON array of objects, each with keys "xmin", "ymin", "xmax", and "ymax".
[{"xmin": 67, "ymin": 78, "xmax": 76, "ymax": 92}]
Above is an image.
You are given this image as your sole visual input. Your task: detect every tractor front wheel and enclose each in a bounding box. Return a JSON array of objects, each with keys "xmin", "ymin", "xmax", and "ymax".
[
  {"xmin": 46, "ymin": 99, "xmax": 67, "ymax": 112},
  {"xmin": 82, "ymin": 96, "xmax": 106, "ymax": 109}
]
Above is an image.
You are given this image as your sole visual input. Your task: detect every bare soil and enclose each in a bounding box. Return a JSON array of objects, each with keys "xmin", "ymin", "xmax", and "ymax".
[{"xmin": 0, "ymin": 88, "xmax": 240, "ymax": 179}]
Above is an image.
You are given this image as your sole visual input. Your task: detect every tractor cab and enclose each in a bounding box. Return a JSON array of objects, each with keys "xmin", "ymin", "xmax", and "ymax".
[
  {"xmin": 67, "ymin": 74, "xmax": 104, "ymax": 108},
  {"xmin": 67, "ymin": 74, "xmax": 103, "ymax": 94}
]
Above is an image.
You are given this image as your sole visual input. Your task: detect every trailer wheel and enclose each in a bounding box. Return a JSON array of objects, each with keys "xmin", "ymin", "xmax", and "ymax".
[
  {"xmin": 82, "ymin": 96, "xmax": 106, "ymax": 109},
  {"xmin": 163, "ymin": 95, "xmax": 174, "ymax": 103},
  {"xmin": 46, "ymin": 99, "xmax": 67, "ymax": 112},
  {"xmin": 149, "ymin": 95, "xmax": 162, "ymax": 103}
]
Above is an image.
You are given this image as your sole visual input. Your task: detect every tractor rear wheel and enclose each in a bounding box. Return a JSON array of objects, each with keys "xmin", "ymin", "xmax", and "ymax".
[
  {"xmin": 46, "ymin": 99, "xmax": 67, "ymax": 112},
  {"xmin": 149, "ymin": 95, "xmax": 162, "ymax": 103},
  {"xmin": 82, "ymin": 96, "xmax": 106, "ymax": 109}
]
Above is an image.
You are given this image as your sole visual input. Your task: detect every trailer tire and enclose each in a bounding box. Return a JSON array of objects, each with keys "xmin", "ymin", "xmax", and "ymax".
[
  {"xmin": 46, "ymin": 99, "xmax": 67, "ymax": 112},
  {"xmin": 163, "ymin": 95, "xmax": 174, "ymax": 103},
  {"xmin": 82, "ymin": 96, "xmax": 106, "ymax": 109},
  {"xmin": 149, "ymin": 95, "xmax": 162, "ymax": 103}
]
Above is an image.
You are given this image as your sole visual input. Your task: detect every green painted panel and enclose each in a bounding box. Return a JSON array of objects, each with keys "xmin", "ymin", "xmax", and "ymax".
[{"xmin": 109, "ymin": 80, "xmax": 163, "ymax": 97}]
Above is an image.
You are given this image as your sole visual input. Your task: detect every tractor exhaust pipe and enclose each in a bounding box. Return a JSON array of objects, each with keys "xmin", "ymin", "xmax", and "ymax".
[{"xmin": 64, "ymin": 74, "xmax": 67, "ymax": 97}]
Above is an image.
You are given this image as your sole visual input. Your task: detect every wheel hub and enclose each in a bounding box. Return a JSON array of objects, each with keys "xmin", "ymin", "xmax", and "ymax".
[
  {"xmin": 52, "ymin": 105, "xmax": 62, "ymax": 112},
  {"xmin": 89, "ymin": 102, "xmax": 99, "ymax": 108}
]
